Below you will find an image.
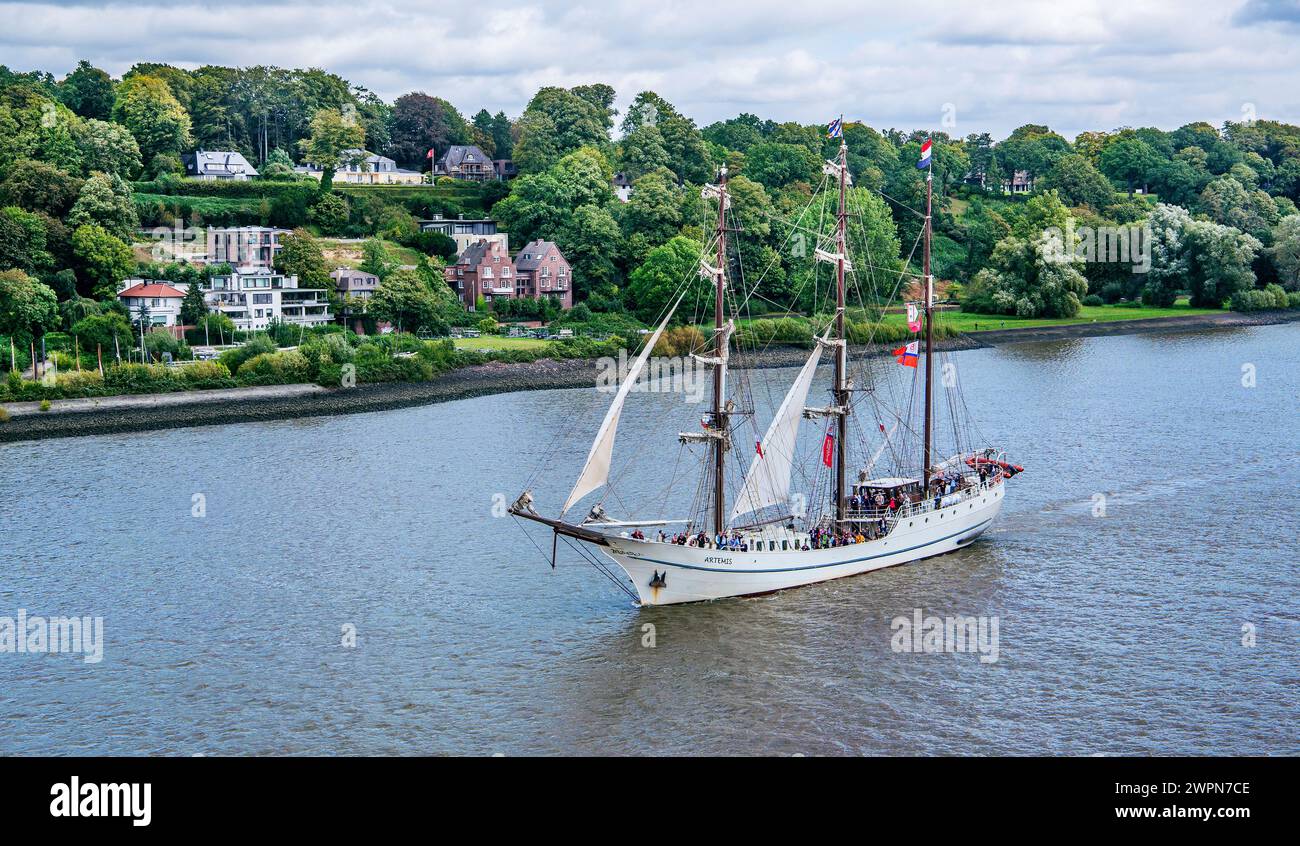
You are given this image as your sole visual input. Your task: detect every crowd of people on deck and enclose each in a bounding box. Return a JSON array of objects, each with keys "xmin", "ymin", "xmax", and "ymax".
[{"xmin": 626, "ymin": 467, "xmax": 1002, "ymax": 554}]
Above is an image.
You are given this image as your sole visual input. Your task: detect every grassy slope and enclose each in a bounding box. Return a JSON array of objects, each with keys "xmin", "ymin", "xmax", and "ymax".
[
  {"xmin": 894, "ymin": 300, "xmax": 1223, "ymax": 332},
  {"xmin": 317, "ymin": 239, "xmax": 426, "ymax": 269},
  {"xmin": 452, "ymin": 336, "xmax": 552, "ymax": 351}
]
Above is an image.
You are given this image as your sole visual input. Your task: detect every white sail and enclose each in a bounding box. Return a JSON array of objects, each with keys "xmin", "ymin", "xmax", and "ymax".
[
  {"xmin": 729, "ymin": 333, "xmax": 826, "ymax": 522},
  {"xmin": 562, "ymin": 295, "xmax": 683, "ymax": 515}
]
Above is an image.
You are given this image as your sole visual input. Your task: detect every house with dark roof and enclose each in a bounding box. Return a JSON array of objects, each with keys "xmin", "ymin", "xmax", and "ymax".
[
  {"xmin": 433, "ymin": 145, "xmax": 495, "ymax": 181},
  {"xmin": 512, "ymin": 240, "xmax": 572, "ymax": 309},
  {"xmin": 183, "ymin": 150, "xmax": 259, "ymax": 180},
  {"xmin": 444, "ymin": 239, "xmax": 515, "ymax": 309}
]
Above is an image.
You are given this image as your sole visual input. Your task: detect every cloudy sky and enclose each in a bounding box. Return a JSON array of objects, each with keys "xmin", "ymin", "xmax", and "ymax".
[{"xmin": 2, "ymin": 0, "xmax": 1298, "ymax": 138}]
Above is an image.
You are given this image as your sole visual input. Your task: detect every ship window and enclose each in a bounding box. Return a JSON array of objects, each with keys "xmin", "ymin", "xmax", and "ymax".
[{"xmin": 782, "ymin": 541, "xmax": 789, "ymax": 550}]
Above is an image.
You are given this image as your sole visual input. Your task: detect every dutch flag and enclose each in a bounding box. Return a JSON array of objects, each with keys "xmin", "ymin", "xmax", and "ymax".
[
  {"xmin": 827, "ymin": 117, "xmax": 843, "ymax": 139},
  {"xmin": 917, "ymin": 138, "xmax": 932, "ymax": 169}
]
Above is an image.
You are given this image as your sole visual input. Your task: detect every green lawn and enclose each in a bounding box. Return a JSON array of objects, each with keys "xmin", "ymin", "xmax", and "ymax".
[
  {"xmin": 453, "ymin": 336, "xmax": 552, "ymax": 351},
  {"xmin": 882, "ymin": 299, "xmax": 1222, "ymax": 332}
]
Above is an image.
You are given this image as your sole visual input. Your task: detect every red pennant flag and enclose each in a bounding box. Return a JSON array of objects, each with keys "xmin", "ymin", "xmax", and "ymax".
[
  {"xmin": 755, "ymin": 440, "xmax": 764, "ymax": 458},
  {"xmin": 822, "ymin": 433, "xmax": 834, "ymax": 467},
  {"xmin": 426, "ymin": 148, "xmax": 435, "ymax": 159}
]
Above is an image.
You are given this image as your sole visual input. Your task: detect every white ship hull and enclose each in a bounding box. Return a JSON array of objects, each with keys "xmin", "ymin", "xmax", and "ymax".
[{"xmin": 597, "ymin": 484, "xmax": 1005, "ymax": 605}]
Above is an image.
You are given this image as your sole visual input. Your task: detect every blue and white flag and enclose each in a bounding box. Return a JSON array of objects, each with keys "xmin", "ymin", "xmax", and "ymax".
[
  {"xmin": 917, "ymin": 138, "xmax": 932, "ymax": 169},
  {"xmin": 827, "ymin": 118, "xmax": 843, "ymax": 139}
]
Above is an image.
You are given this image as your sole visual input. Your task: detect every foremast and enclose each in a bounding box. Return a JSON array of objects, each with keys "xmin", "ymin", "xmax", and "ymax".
[
  {"xmin": 921, "ymin": 142, "xmax": 935, "ymax": 496},
  {"xmin": 711, "ymin": 166, "xmax": 729, "ymax": 535}
]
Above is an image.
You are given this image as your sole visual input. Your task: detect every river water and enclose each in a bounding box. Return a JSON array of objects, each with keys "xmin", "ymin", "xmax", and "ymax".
[{"xmin": 2, "ymin": 324, "xmax": 1297, "ymax": 755}]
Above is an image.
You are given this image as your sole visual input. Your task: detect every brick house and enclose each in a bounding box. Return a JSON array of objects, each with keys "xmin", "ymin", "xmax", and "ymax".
[
  {"xmin": 445, "ymin": 239, "xmax": 515, "ymax": 310},
  {"xmin": 512, "ymin": 240, "xmax": 572, "ymax": 309}
]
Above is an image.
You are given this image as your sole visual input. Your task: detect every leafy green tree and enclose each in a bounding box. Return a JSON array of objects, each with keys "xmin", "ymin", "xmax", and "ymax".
[
  {"xmin": 1268, "ymin": 215, "xmax": 1300, "ymax": 291},
  {"xmin": 1183, "ymin": 220, "xmax": 1261, "ymax": 307},
  {"xmin": 1198, "ymin": 176, "xmax": 1278, "ymax": 240},
  {"xmin": 0, "ymin": 159, "xmax": 84, "ymax": 217},
  {"xmin": 67, "ymin": 172, "xmax": 139, "ymax": 241},
  {"xmin": 71, "ymin": 224, "xmax": 135, "ymax": 299},
  {"xmin": 74, "ymin": 119, "xmax": 142, "ymax": 178},
  {"xmin": 58, "ymin": 60, "xmax": 116, "ymax": 121},
  {"xmin": 514, "ymin": 86, "xmax": 611, "ymax": 173},
  {"xmin": 179, "ymin": 282, "xmax": 208, "ymax": 325},
  {"xmin": 307, "ymin": 192, "xmax": 350, "ymax": 234},
  {"xmin": 113, "ymin": 74, "xmax": 192, "ymax": 163},
  {"xmin": 995, "ymin": 124, "xmax": 1070, "ymax": 183},
  {"xmin": 0, "ymin": 206, "xmax": 52, "ymax": 273},
  {"xmin": 386, "ymin": 92, "xmax": 470, "ymax": 169},
  {"xmin": 743, "ymin": 142, "xmax": 820, "ymax": 190},
  {"xmin": 490, "ymin": 111, "xmax": 513, "ymax": 160},
  {"xmin": 702, "ymin": 113, "xmax": 770, "ymax": 153},
  {"xmin": 619, "ymin": 91, "xmax": 711, "ymax": 184},
  {"xmin": 301, "ymin": 108, "xmax": 366, "ymax": 191},
  {"xmin": 368, "ymin": 268, "xmax": 444, "ymax": 332},
  {"xmin": 1038, "ymin": 154, "xmax": 1116, "ymax": 209},
  {"xmin": 273, "ymin": 229, "xmax": 332, "ymax": 290},
  {"xmin": 0, "ymin": 269, "xmax": 59, "ymax": 343},
  {"xmin": 1098, "ymin": 135, "xmax": 1164, "ymax": 194},
  {"xmin": 557, "ymin": 204, "xmax": 622, "ymax": 302},
  {"xmin": 359, "ymin": 238, "xmax": 396, "ymax": 280},
  {"xmin": 620, "ymin": 172, "xmax": 683, "ymax": 264},
  {"xmin": 626, "ymin": 236, "xmax": 705, "ymax": 323},
  {"xmin": 618, "ymin": 124, "xmax": 671, "ymax": 180}
]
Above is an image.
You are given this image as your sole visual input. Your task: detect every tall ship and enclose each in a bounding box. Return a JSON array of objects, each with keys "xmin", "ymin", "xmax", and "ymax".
[{"xmin": 512, "ymin": 125, "xmax": 1022, "ymax": 605}]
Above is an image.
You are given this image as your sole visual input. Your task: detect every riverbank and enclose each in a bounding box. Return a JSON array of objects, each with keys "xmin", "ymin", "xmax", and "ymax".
[{"xmin": 3, "ymin": 309, "xmax": 1296, "ymax": 443}]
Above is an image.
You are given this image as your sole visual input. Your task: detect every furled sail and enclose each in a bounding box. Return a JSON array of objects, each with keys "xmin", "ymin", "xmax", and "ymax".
[
  {"xmin": 562, "ymin": 294, "xmax": 684, "ymax": 516},
  {"xmin": 729, "ymin": 331, "xmax": 827, "ymax": 521}
]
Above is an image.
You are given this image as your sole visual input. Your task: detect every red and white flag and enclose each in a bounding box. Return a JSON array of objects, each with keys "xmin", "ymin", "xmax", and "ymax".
[
  {"xmin": 822, "ymin": 433, "xmax": 835, "ymax": 467},
  {"xmin": 907, "ymin": 302, "xmax": 921, "ymax": 333},
  {"xmin": 893, "ymin": 341, "xmax": 919, "ymax": 368}
]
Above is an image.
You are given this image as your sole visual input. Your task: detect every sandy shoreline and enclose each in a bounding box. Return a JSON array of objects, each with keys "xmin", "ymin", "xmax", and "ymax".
[{"xmin": 3, "ymin": 309, "xmax": 1296, "ymax": 444}]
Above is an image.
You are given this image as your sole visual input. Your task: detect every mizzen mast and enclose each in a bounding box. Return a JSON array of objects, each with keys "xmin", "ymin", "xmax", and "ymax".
[{"xmin": 921, "ymin": 139, "xmax": 935, "ymax": 496}]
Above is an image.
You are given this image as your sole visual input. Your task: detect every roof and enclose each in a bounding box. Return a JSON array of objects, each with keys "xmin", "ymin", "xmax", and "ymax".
[
  {"xmin": 514, "ymin": 240, "xmax": 561, "ymax": 271},
  {"xmin": 331, "ymin": 268, "xmax": 380, "ymax": 281},
  {"xmin": 458, "ymin": 239, "xmax": 496, "ymax": 269},
  {"xmin": 186, "ymin": 150, "xmax": 258, "ymax": 177},
  {"xmin": 119, "ymin": 283, "xmax": 187, "ymax": 299},
  {"xmin": 437, "ymin": 145, "xmax": 492, "ymax": 169}
]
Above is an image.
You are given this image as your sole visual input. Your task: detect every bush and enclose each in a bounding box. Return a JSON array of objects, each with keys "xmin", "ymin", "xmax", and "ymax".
[
  {"xmin": 218, "ymin": 336, "xmax": 277, "ymax": 373},
  {"xmin": 1231, "ymin": 284, "xmax": 1290, "ymax": 312},
  {"xmin": 237, "ymin": 350, "xmax": 313, "ymax": 385},
  {"xmin": 1082, "ymin": 294, "xmax": 1105, "ymax": 307},
  {"xmin": 182, "ymin": 360, "xmax": 236, "ymax": 389},
  {"xmin": 39, "ymin": 399, "xmax": 50, "ymax": 412},
  {"xmin": 103, "ymin": 363, "xmax": 185, "ymax": 393}
]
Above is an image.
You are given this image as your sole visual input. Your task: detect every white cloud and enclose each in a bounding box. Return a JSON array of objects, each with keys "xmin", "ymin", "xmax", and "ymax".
[{"xmin": 0, "ymin": 0, "xmax": 1296, "ymax": 138}]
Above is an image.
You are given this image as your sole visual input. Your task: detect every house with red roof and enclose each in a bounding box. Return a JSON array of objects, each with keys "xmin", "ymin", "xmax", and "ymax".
[{"xmin": 117, "ymin": 280, "xmax": 189, "ymax": 327}]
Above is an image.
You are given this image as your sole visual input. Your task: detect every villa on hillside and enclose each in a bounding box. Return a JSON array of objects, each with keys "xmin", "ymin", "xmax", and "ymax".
[
  {"xmin": 432, "ymin": 145, "xmax": 495, "ymax": 181},
  {"xmin": 512, "ymin": 240, "xmax": 572, "ymax": 309},
  {"xmin": 207, "ymin": 266, "xmax": 333, "ymax": 331},
  {"xmin": 183, "ymin": 150, "xmax": 259, "ymax": 180},
  {"xmin": 206, "ymin": 226, "xmax": 289, "ymax": 268},
  {"xmin": 117, "ymin": 281, "xmax": 188, "ymax": 327},
  {"xmin": 295, "ymin": 149, "xmax": 424, "ymax": 184}
]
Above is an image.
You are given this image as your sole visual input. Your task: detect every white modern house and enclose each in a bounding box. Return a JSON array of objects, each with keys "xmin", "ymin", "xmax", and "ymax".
[
  {"xmin": 295, "ymin": 149, "xmax": 424, "ymax": 184},
  {"xmin": 117, "ymin": 280, "xmax": 188, "ymax": 327},
  {"xmin": 206, "ymin": 266, "xmax": 333, "ymax": 331},
  {"xmin": 206, "ymin": 226, "xmax": 290, "ymax": 268}
]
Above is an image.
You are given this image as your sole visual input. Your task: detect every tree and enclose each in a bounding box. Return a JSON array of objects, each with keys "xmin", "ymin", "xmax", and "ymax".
[
  {"xmin": 179, "ymin": 282, "xmax": 208, "ymax": 325},
  {"xmin": 74, "ymin": 119, "xmax": 143, "ymax": 178},
  {"xmin": 112, "ymin": 74, "xmax": 192, "ymax": 163},
  {"xmin": 620, "ymin": 172, "xmax": 683, "ymax": 264},
  {"xmin": 1268, "ymin": 215, "xmax": 1300, "ymax": 291},
  {"xmin": 618, "ymin": 124, "xmax": 670, "ymax": 180},
  {"xmin": 556, "ymin": 204, "xmax": 623, "ymax": 302},
  {"xmin": 1198, "ymin": 176, "xmax": 1278, "ymax": 240},
  {"xmin": 1098, "ymin": 135, "xmax": 1163, "ymax": 194},
  {"xmin": 307, "ymin": 192, "xmax": 350, "ymax": 234},
  {"xmin": 0, "ymin": 159, "xmax": 84, "ymax": 217},
  {"xmin": 387, "ymin": 92, "xmax": 469, "ymax": 169},
  {"xmin": 1141, "ymin": 203, "xmax": 1194, "ymax": 307},
  {"xmin": 995, "ymin": 124, "xmax": 1070, "ymax": 183},
  {"xmin": 67, "ymin": 172, "xmax": 139, "ymax": 241},
  {"xmin": 71, "ymin": 224, "xmax": 135, "ymax": 300},
  {"xmin": 273, "ymin": 229, "xmax": 332, "ymax": 290},
  {"xmin": 359, "ymin": 238, "xmax": 396, "ymax": 280},
  {"xmin": 1183, "ymin": 220, "xmax": 1261, "ymax": 307},
  {"xmin": 743, "ymin": 142, "xmax": 820, "ymax": 190},
  {"xmin": 1038, "ymin": 154, "xmax": 1116, "ymax": 209},
  {"xmin": 0, "ymin": 206, "xmax": 52, "ymax": 273},
  {"xmin": 514, "ymin": 87, "xmax": 611, "ymax": 173},
  {"xmin": 58, "ymin": 60, "xmax": 115, "ymax": 121},
  {"xmin": 490, "ymin": 111, "xmax": 513, "ymax": 160},
  {"xmin": 626, "ymin": 236, "xmax": 705, "ymax": 323},
  {"xmin": 0, "ymin": 269, "xmax": 59, "ymax": 343},
  {"xmin": 368, "ymin": 268, "xmax": 443, "ymax": 332},
  {"xmin": 300, "ymin": 108, "xmax": 366, "ymax": 191}
]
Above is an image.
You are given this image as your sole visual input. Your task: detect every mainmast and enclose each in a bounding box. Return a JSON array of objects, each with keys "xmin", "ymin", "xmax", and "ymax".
[
  {"xmin": 832, "ymin": 136, "xmax": 849, "ymax": 522},
  {"xmin": 922, "ymin": 142, "xmax": 934, "ymax": 496},
  {"xmin": 711, "ymin": 166, "xmax": 729, "ymax": 535}
]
